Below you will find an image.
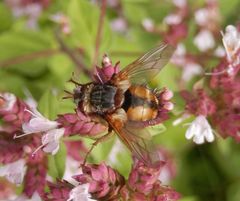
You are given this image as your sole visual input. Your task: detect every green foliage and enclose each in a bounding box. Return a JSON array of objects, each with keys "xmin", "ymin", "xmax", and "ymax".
[
  {"xmin": 38, "ymin": 89, "xmax": 60, "ymax": 120},
  {"xmin": 0, "ymin": 30, "xmax": 52, "ymax": 76},
  {"xmin": 47, "ymin": 142, "xmax": 67, "ymax": 180},
  {"xmin": 0, "ymin": 3, "xmax": 13, "ymax": 32},
  {"xmin": 67, "ymin": 0, "xmax": 112, "ymax": 61},
  {"xmin": 0, "ymin": 0, "xmax": 239, "ymax": 200}
]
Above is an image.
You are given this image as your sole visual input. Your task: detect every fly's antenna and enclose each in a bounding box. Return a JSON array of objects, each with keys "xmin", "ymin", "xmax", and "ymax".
[
  {"xmin": 62, "ymin": 90, "xmax": 73, "ymax": 100},
  {"xmin": 68, "ymin": 72, "xmax": 82, "ymax": 86},
  {"xmin": 68, "ymin": 78, "xmax": 82, "ymax": 85}
]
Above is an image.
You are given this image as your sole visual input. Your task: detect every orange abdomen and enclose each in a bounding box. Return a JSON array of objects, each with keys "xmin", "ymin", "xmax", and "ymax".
[{"xmin": 123, "ymin": 85, "xmax": 159, "ymax": 122}]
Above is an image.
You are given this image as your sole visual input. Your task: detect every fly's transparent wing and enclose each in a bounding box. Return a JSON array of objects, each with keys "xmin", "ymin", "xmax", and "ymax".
[
  {"xmin": 106, "ymin": 114, "xmax": 159, "ymax": 166},
  {"xmin": 118, "ymin": 43, "xmax": 175, "ymax": 84}
]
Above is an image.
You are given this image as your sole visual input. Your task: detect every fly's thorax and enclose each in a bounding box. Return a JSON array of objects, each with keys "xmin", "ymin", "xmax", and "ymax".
[
  {"xmin": 86, "ymin": 84, "xmax": 125, "ymax": 115},
  {"xmin": 123, "ymin": 85, "xmax": 159, "ymax": 122}
]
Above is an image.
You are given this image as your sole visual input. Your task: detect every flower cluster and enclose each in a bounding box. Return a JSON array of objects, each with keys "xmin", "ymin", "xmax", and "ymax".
[
  {"xmin": 0, "ymin": 92, "xmax": 47, "ymax": 198},
  {"xmin": 0, "ymin": 91, "xmax": 108, "ymax": 199},
  {"xmin": 5, "ymin": 0, "xmax": 52, "ymax": 29},
  {"xmin": 45, "ymin": 160, "xmax": 180, "ymax": 201},
  {"xmin": 179, "ymin": 24, "xmax": 240, "ymax": 143}
]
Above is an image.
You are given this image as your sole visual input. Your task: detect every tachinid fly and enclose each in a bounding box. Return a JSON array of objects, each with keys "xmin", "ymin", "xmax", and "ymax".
[{"xmin": 69, "ymin": 43, "xmax": 174, "ymax": 166}]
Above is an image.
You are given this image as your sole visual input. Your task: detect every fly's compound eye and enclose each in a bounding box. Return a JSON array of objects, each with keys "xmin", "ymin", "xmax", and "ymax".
[{"xmin": 73, "ymin": 86, "xmax": 83, "ymax": 105}]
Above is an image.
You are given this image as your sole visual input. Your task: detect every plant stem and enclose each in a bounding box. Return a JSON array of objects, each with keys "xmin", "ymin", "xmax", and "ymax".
[
  {"xmin": 54, "ymin": 30, "xmax": 92, "ymax": 78},
  {"xmin": 0, "ymin": 49, "xmax": 59, "ymax": 68},
  {"xmin": 92, "ymin": 0, "xmax": 107, "ymax": 68}
]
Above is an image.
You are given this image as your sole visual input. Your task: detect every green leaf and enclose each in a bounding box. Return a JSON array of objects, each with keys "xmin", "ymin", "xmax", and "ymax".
[
  {"xmin": 122, "ymin": 1, "xmax": 148, "ymax": 24},
  {"xmin": 0, "ymin": 71, "xmax": 26, "ymax": 97},
  {"xmin": 67, "ymin": 0, "xmax": 112, "ymax": 61},
  {"xmin": 227, "ymin": 181, "xmax": 240, "ymax": 201},
  {"xmin": 48, "ymin": 53, "xmax": 74, "ymax": 82},
  {"xmin": 0, "ymin": 3, "xmax": 13, "ymax": 32},
  {"xmin": 178, "ymin": 197, "xmax": 200, "ymax": 201},
  {"xmin": 47, "ymin": 142, "xmax": 67, "ymax": 180},
  {"xmin": 219, "ymin": 0, "xmax": 240, "ymax": 21},
  {"xmin": 38, "ymin": 89, "xmax": 60, "ymax": 120},
  {"xmin": 147, "ymin": 124, "xmax": 167, "ymax": 137},
  {"xmin": 0, "ymin": 30, "xmax": 52, "ymax": 76},
  {"xmin": 155, "ymin": 64, "xmax": 181, "ymax": 91}
]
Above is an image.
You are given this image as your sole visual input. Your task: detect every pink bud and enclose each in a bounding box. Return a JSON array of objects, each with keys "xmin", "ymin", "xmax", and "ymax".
[
  {"xmin": 162, "ymin": 89, "xmax": 174, "ymax": 100},
  {"xmin": 102, "ymin": 54, "xmax": 112, "ymax": 68},
  {"xmin": 164, "ymin": 102, "xmax": 174, "ymax": 111}
]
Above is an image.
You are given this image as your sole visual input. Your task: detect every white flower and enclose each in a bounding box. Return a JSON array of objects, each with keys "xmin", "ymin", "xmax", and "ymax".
[
  {"xmin": 23, "ymin": 88, "xmax": 37, "ymax": 109},
  {"xmin": 14, "ymin": 109, "xmax": 64, "ymax": 155},
  {"xmin": 222, "ymin": 25, "xmax": 240, "ymax": 65},
  {"xmin": 195, "ymin": 8, "xmax": 208, "ymax": 26},
  {"xmin": 63, "ymin": 157, "xmax": 82, "ymax": 186},
  {"xmin": 214, "ymin": 45, "xmax": 226, "ymax": 57},
  {"xmin": 0, "ymin": 93, "xmax": 16, "ymax": 111},
  {"xmin": 164, "ymin": 14, "xmax": 182, "ymax": 25},
  {"xmin": 32, "ymin": 128, "xmax": 65, "ymax": 156},
  {"xmin": 108, "ymin": 138, "xmax": 125, "ymax": 165},
  {"xmin": 194, "ymin": 30, "xmax": 215, "ymax": 52},
  {"xmin": 142, "ymin": 18, "xmax": 154, "ymax": 32},
  {"xmin": 0, "ymin": 159, "xmax": 26, "ymax": 185},
  {"xmin": 22, "ymin": 109, "xmax": 59, "ymax": 135},
  {"xmin": 172, "ymin": 0, "xmax": 186, "ymax": 8},
  {"xmin": 182, "ymin": 63, "xmax": 203, "ymax": 81},
  {"xmin": 13, "ymin": 192, "xmax": 42, "ymax": 201},
  {"xmin": 110, "ymin": 18, "xmax": 127, "ymax": 33},
  {"xmin": 67, "ymin": 184, "xmax": 96, "ymax": 201},
  {"xmin": 171, "ymin": 43, "xmax": 186, "ymax": 66},
  {"xmin": 42, "ymin": 128, "xmax": 65, "ymax": 155},
  {"xmin": 185, "ymin": 115, "xmax": 214, "ymax": 144}
]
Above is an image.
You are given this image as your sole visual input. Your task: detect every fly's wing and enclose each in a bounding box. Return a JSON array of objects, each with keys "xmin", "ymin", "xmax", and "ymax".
[
  {"xmin": 106, "ymin": 112, "xmax": 159, "ymax": 166},
  {"xmin": 117, "ymin": 43, "xmax": 174, "ymax": 84}
]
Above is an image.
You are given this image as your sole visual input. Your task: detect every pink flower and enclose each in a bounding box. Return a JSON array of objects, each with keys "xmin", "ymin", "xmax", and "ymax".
[
  {"xmin": 57, "ymin": 110, "xmax": 108, "ymax": 137},
  {"xmin": 164, "ymin": 23, "xmax": 188, "ymax": 46},
  {"xmin": 94, "ymin": 55, "xmax": 120, "ymax": 83},
  {"xmin": 212, "ymin": 111, "xmax": 240, "ymax": 142},
  {"xmin": 181, "ymin": 89, "xmax": 216, "ymax": 116},
  {"xmin": 0, "ymin": 94, "xmax": 48, "ymax": 198},
  {"xmin": 120, "ymin": 159, "xmax": 180, "ymax": 201},
  {"xmin": 73, "ymin": 163, "xmax": 125, "ymax": 200},
  {"xmin": 127, "ymin": 160, "xmax": 164, "ymax": 194},
  {"xmin": 0, "ymin": 94, "xmax": 31, "ymax": 133},
  {"xmin": 43, "ymin": 180, "xmax": 74, "ymax": 201},
  {"xmin": 65, "ymin": 140, "xmax": 88, "ymax": 163},
  {"xmin": 5, "ymin": 0, "xmax": 51, "ymax": 29},
  {"xmin": 23, "ymin": 154, "xmax": 47, "ymax": 197}
]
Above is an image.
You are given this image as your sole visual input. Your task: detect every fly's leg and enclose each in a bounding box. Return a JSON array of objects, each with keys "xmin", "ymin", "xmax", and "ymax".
[{"xmin": 82, "ymin": 130, "xmax": 113, "ymax": 166}]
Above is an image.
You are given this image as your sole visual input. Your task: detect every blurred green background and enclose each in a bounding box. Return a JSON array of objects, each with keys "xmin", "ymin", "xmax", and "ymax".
[{"xmin": 1, "ymin": 0, "xmax": 240, "ymax": 201}]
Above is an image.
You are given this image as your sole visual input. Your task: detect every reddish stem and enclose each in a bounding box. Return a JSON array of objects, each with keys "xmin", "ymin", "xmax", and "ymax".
[
  {"xmin": 0, "ymin": 49, "xmax": 59, "ymax": 68},
  {"xmin": 92, "ymin": 0, "xmax": 107, "ymax": 68}
]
